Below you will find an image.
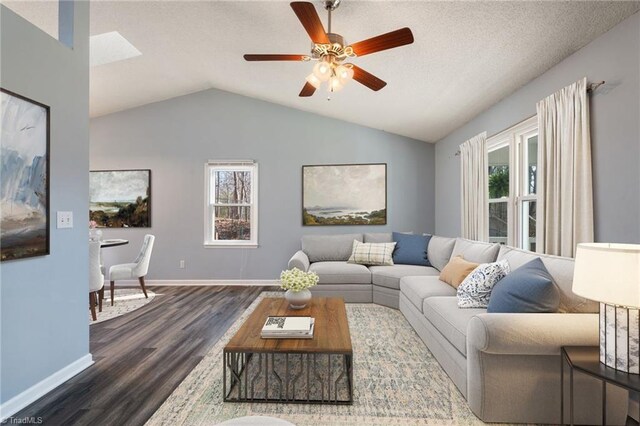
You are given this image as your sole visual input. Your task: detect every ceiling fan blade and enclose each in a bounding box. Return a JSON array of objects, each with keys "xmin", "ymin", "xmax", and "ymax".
[
  {"xmin": 299, "ymin": 82, "xmax": 317, "ymax": 97},
  {"xmin": 290, "ymin": 2, "xmax": 330, "ymax": 44},
  {"xmin": 349, "ymin": 27, "xmax": 414, "ymax": 57},
  {"xmin": 244, "ymin": 54, "xmax": 308, "ymax": 61},
  {"xmin": 351, "ymin": 65, "xmax": 387, "ymax": 91}
]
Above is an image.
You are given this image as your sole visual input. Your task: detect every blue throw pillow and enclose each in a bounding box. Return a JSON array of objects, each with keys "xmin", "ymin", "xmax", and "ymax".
[
  {"xmin": 392, "ymin": 232, "xmax": 432, "ymax": 266},
  {"xmin": 487, "ymin": 257, "xmax": 560, "ymax": 313}
]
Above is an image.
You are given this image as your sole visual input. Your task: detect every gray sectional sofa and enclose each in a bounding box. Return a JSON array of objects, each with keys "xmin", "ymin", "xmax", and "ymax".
[{"xmin": 288, "ymin": 233, "xmax": 628, "ymax": 424}]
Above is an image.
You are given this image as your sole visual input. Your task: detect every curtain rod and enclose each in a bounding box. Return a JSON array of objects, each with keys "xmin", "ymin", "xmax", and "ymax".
[
  {"xmin": 587, "ymin": 81, "xmax": 605, "ymax": 93},
  {"xmin": 453, "ymin": 80, "xmax": 605, "ymax": 157}
]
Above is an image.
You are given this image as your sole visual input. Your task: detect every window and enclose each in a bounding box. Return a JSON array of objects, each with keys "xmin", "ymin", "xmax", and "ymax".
[
  {"xmin": 204, "ymin": 161, "xmax": 258, "ymax": 247},
  {"xmin": 487, "ymin": 117, "xmax": 539, "ymax": 251}
]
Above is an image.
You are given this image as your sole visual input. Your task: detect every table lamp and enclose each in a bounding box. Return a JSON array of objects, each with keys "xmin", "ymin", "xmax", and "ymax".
[{"xmin": 573, "ymin": 243, "xmax": 640, "ymax": 373}]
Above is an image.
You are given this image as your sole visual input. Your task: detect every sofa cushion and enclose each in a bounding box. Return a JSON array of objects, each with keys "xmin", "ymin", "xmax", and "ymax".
[
  {"xmin": 488, "ymin": 257, "xmax": 560, "ymax": 313},
  {"xmin": 364, "ymin": 232, "xmax": 412, "ymax": 243},
  {"xmin": 451, "ymin": 238, "xmax": 500, "ymax": 264},
  {"xmin": 423, "ymin": 296, "xmax": 486, "ymax": 356},
  {"xmin": 498, "ymin": 246, "xmax": 600, "ymax": 313},
  {"xmin": 302, "ymin": 234, "xmax": 363, "ymax": 262},
  {"xmin": 439, "ymin": 256, "xmax": 480, "ymax": 288},
  {"xmin": 400, "ymin": 276, "xmax": 457, "ymax": 313},
  {"xmin": 427, "ymin": 235, "xmax": 457, "ymax": 271},
  {"xmin": 309, "ymin": 261, "xmax": 371, "ymax": 284},
  {"xmin": 496, "ymin": 245, "xmax": 597, "ymax": 313},
  {"xmin": 456, "ymin": 260, "xmax": 510, "ymax": 308},
  {"xmin": 347, "ymin": 240, "xmax": 396, "ymax": 266},
  {"xmin": 392, "ymin": 232, "xmax": 431, "ymax": 266},
  {"xmin": 370, "ymin": 265, "xmax": 440, "ymax": 290},
  {"xmin": 364, "ymin": 232, "xmax": 392, "ymax": 243}
]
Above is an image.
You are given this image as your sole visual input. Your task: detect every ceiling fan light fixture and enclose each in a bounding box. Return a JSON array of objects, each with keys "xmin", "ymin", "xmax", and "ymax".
[
  {"xmin": 243, "ymin": 2, "xmax": 414, "ymax": 98},
  {"xmin": 313, "ymin": 61, "xmax": 332, "ymax": 81},
  {"xmin": 305, "ymin": 73, "xmax": 322, "ymax": 89},
  {"xmin": 335, "ymin": 64, "xmax": 354, "ymax": 84},
  {"xmin": 329, "ymin": 76, "xmax": 344, "ymax": 92}
]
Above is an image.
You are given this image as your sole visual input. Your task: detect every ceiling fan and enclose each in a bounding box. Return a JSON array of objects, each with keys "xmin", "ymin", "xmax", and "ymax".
[{"xmin": 243, "ymin": 0, "xmax": 414, "ymax": 98}]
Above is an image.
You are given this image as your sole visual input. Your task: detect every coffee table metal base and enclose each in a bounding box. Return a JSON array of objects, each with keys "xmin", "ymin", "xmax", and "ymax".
[{"xmin": 223, "ymin": 350, "xmax": 353, "ymax": 404}]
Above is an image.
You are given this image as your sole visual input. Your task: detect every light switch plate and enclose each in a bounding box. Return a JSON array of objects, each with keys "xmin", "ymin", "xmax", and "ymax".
[{"xmin": 57, "ymin": 211, "xmax": 73, "ymax": 228}]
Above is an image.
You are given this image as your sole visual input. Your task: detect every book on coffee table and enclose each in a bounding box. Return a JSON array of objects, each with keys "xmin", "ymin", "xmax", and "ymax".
[{"xmin": 261, "ymin": 316, "xmax": 315, "ymax": 339}]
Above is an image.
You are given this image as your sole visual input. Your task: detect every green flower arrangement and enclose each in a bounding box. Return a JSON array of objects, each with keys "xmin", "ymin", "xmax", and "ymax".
[{"xmin": 280, "ymin": 268, "xmax": 319, "ymax": 292}]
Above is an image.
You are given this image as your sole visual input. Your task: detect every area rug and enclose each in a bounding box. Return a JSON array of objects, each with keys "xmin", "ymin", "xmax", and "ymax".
[
  {"xmin": 90, "ymin": 288, "xmax": 156, "ymax": 324},
  {"xmin": 146, "ymin": 292, "xmax": 485, "ymax": 426}
]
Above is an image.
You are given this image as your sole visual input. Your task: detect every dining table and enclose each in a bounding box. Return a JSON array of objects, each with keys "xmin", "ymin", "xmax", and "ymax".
[{"xmin": 99, "ymin": 239, "xmax": 129, "ymax": 248}]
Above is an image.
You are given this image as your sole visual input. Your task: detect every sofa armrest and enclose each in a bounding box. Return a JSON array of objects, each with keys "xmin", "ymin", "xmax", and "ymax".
[
  {"xmin": 467, "ymin": 313, "xmax": 598, "ymax": 356},
  {"xmin": 466, "ymin": 312, "xmax": 626, "ymax": 424},
  {"xmin": 288, "ymin": 250, "xmax": 310, "ymax": 272}
]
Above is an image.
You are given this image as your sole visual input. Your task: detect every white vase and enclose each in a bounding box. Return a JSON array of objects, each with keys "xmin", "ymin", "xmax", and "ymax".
[{"xmin": 285, "ymin": 289, "xmax": 312, "ymax": 310}]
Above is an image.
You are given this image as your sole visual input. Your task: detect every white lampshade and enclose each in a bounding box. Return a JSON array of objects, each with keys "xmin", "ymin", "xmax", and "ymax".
[
  {"xmin": 335, "ymin": 65, "xmax": 354, "ymax": 84},
  {"xmin": 305, "ymin": 73, "xmax": 322, "ymax": 89},
  {"xmin": 573, "ymin": 243, "xmax": 640, "ymax": 308},
  {"xmin": 329, "ymin": 76, "xmax": 343, "ymax": 92},
  {"xmin": 313, "ymin": 61, "xmax": 332, "ymax": 82}
]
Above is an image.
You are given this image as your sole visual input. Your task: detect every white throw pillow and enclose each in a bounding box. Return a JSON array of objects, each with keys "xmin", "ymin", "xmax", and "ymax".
[
  {"xmin": 347, "ymin": 240, "xmax": 396, "ymax": 266},
  {"xmin": 457, "ymin": 259, "xmax": 510, "ymax": 308}
]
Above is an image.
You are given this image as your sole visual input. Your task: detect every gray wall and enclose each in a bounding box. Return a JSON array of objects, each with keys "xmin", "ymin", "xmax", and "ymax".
[
  {"xmin": 90, "ymin": 89, "xmax": 435, "ymax": 280},
  {"xmin": 0, "ymin": 3, "xmax": 90, "ymax": 404},
  {"xmin": 435, "ymin": 12, "xmax": 640, "ymax": 243}
]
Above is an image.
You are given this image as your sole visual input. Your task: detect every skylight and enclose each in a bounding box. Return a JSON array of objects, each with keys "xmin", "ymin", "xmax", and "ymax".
[{"xmin": 90, "ymin": 31, "xmax": 141, "ymax": 67}]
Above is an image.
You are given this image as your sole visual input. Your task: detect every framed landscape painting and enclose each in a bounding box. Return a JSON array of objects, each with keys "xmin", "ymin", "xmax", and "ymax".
[
  {"xmin": 90, "ymin": 170, "xmax": 151, "ymax": 227},
  {"xmin": 302, "ymin": 163, "xmax": 387, "ymax": 226},
  {"xmin": 1, "ymin": 88, "xmax": 50, "ymax": 262}
]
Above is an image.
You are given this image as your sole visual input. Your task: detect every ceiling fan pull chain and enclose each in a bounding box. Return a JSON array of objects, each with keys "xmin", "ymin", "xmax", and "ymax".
[{"xmin": 327, "ymin": 7, "xmax": 332, "ymax": 34}]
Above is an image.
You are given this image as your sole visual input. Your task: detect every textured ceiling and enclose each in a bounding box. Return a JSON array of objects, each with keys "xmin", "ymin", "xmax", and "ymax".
[{"xmin": 4, "ymin": 1, "xmax": 639, "ymax": 142}]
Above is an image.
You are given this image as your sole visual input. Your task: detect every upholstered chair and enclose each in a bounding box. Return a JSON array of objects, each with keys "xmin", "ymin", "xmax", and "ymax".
[
  {"xmin": 109, "ymin": 234, "xmax": 155, "ymax": 306},
  {"xmin": 89, "ymin": 241, "xmax": 105, "ymax": 321}
]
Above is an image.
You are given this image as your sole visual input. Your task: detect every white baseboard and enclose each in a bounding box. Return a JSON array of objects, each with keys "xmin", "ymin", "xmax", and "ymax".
[
  {"xmin": 0, "ymin": 354, "xmax": 93, "ymax": 421},
  {"xmin": 111, "ymin": 279, "xmax": 279, "ymax": 287}
]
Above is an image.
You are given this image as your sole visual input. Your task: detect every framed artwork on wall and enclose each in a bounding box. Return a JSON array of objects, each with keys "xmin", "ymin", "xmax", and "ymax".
[
  {"xmin": 1, "ymin": 88, "xmax": 51, "ymax": 262},
  {"xmin": 89, "ymin": 169, "xmax": 151, "ymax": 228},
  {"xmin": 302, "ymin": 163, "xmax": 387, "ymax": 226}
]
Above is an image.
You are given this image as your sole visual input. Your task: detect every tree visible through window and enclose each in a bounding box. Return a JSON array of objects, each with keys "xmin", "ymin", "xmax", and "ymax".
[
  {"xmin": 488, "ymin": 167, "xmax": 509, "ymax": 199},
  {"xmin": 205, "ymin": 162, "xmax": 258, "ymax": 246},
  {"xmin": 488, "ymin": 145, "xmax": 509, "ymax": 245}
]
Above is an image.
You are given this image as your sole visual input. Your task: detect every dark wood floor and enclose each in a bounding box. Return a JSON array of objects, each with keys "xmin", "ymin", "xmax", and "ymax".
[{"xmin": 14, "ymin": 286, "xmax": 268, "ymax": 426}]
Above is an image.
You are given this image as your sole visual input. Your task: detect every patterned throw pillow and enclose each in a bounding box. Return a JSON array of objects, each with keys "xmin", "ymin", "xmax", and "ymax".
[
  {"xmin": 347, "ymin": 240, "xmax": 396, "ymax": 266},
  {"xmin": 457, "ymin": 259, "xmax": 510, "ymax": 308}
]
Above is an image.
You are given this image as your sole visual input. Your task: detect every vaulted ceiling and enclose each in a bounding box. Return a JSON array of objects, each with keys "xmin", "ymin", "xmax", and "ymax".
[{"xmin": 5, "ymin": 1, "xmax": 639, "ymax": 142}]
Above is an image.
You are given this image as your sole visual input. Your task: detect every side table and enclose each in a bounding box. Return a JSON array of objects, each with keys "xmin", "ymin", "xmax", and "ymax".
[{"xmin": 561, "ymin": 346, "xmax": 640, "ymax": 425}]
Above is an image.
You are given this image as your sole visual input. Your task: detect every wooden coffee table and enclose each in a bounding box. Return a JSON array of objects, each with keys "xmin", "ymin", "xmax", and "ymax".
[{"xmin": 223, "ymin": 297, "xmax": 353, "ymax": 404}]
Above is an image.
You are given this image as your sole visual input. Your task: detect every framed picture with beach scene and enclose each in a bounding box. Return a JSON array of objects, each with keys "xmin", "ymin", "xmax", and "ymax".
[{"xmin": 302, "ymin": 163, "xmax": 387, "ymax": 226}]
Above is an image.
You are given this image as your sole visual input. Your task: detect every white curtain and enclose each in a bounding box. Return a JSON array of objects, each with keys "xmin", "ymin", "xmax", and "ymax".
[
  {"xmin": 460, "ymin": 132, "xmax": 488, "ymax": 241},
  {"xmin": 536, "ymin": 77, "xmax": 594, "ymax": 257}
]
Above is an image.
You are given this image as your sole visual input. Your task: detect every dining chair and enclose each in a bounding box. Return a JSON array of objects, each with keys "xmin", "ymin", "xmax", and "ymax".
[
  {"xmin": 109, "ymin": 234, "xmax": 155, "ymax": 306},
  {"xmin": 89, "ymin": 241, "xmax": 105, "ymax": 321}
]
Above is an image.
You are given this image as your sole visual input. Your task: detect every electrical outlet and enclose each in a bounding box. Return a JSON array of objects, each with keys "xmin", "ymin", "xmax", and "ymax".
[
  {"xmin": 56, "ymin": 211, "xmax": 73, "ymax": 228},
  {"xmin": 179, "ymin": 260, "xmax": 185, "ymax": 269}
]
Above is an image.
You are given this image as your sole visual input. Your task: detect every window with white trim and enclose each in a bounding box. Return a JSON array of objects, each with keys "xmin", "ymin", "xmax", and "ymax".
[
  {"xmin": 204, "ymin": 161, "xmax": 258, "ymax": 247},
  {"xmin": 487, "ymin": 116, "xmax": 539, "ymax": 251}
]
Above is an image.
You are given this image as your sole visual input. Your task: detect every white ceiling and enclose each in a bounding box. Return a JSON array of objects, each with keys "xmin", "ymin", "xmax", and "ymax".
[{"xmin": 4, "ymin": 1, "xmax": 639, "ymax": 142}]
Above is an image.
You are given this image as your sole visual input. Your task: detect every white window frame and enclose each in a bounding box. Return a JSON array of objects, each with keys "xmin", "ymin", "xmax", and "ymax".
[
  {"xmin": 487, "ymin": 116, "xmax": 540, "ymax": 251},
  {"xmin": 487, "ymin": 137, "xmax": 511, "ymax": 246},
  {"xmin": 204, "ymin": 160, "xmax": 258, "ymax": 248}
]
